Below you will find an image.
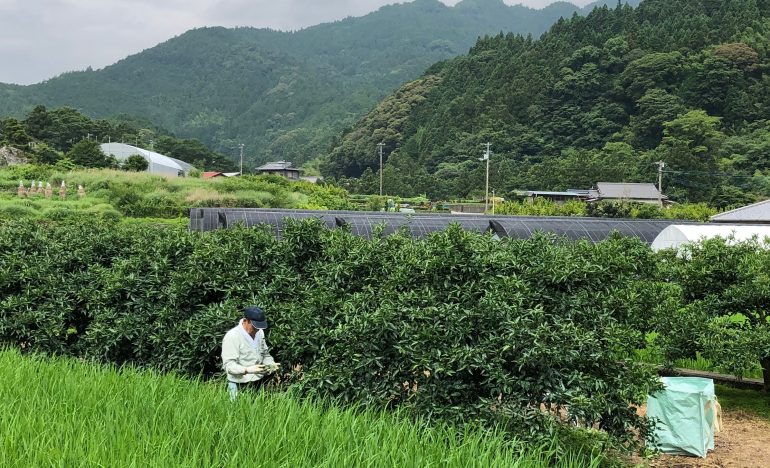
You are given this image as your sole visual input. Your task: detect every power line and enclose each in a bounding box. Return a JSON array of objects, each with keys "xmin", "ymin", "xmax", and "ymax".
[{"xmin": 662, "ymin": 169, "xmax": 759, "ymax": 179}]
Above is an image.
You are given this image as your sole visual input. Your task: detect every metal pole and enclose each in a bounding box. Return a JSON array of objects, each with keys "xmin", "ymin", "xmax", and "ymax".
[
  {"xmin": 484, "ymin": 143, "xmax": 491, "ymax": 213},
  {"xmin": 377, "ymin": 142, "xmax": 385, "ymax": 196},
  {"xmin": 492, "ymin": 189, "xmax": 495, "ymax": 215},
  {"xmin": 239, "ymin": 144, "xmax": 245, "ymax": 176},
  {"xmin": 656, "ymin": 160, "xmax": 665, "ymax": 207}
]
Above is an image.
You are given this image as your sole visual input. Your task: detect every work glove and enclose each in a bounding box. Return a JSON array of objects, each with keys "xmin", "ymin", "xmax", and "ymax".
[{"xmin": 245, "ymin": 365, "xmax": 265, "ymax": 374}]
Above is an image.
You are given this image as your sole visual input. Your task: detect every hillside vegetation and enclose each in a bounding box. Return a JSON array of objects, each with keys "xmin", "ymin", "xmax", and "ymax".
[
  {"xmin": 0, "ymin": 0, "xmax": 638, "ymax": 169},
  {"xmin": 323, "ymin": 0, "xmax": 770, "ymax": 205}
]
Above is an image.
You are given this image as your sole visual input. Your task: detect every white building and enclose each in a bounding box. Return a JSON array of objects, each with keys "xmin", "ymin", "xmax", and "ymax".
[{"xmin": 100, "ymin": 143, "xmax": 196, "ymax": 177}]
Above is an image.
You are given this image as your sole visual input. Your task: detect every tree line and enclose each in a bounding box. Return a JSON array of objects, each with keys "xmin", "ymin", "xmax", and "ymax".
[{"xmin": 0, "ymin": 106, "xmax": 237, "ymax": 171}]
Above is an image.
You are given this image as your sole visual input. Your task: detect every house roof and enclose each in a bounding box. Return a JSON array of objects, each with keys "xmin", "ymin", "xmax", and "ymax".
[
  {"xmin": 256, "ymin": 161, "xmax": 299, "ymax": 171},
  {"xmin": 711, "ymin": 198, "xmax": 770, "ymax": 223},
  {"xmin": 526, "ymin": 191, "xmax": 582, "ymax": 197},
  {"xmin": 596, "ymin": 182, "xmax": 665, "ymax": 200},
  {"xmin": 567, "ymin": 189, "xmax": 592, "ymax": 195},
  {"xmin": 202, "ymin": 172, "xmax": 223, "ymax": 179}
]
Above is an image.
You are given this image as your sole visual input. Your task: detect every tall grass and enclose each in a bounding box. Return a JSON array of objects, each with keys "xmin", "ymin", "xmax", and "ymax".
[{"xmin": 0, "ymin": 349, "xmax": 604, "ymax": 468}]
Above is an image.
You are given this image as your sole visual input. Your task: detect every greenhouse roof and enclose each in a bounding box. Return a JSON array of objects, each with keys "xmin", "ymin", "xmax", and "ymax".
[
  {"xmin": 189, "ymin": 208, "xmax": 697, "ymax": 244},
  {"xmin": 651, "ymin": 224, "xmax": 770, "ymax": 251},
  {"xmin": 710, "ymin": 199, "xmax": 770, "ymax": 223},
  {"xmin": 100, "ymin": 143, "xmax": 195, "ymax": 176}
]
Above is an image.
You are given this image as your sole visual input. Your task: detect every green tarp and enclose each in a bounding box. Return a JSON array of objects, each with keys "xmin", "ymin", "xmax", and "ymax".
[{"xmin": 647, "ymin": 377, "xmax": 719, "ymax": 458}]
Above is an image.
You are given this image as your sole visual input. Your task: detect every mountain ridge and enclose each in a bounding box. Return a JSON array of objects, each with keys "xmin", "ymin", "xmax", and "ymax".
[{"xmin": 0, "ymin": 0, "xmax": 640, "ymax": 167}]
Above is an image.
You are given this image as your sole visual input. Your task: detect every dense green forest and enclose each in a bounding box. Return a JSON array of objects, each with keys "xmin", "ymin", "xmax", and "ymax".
[
  {"xmin": 0, "ymin": 0, "xmax": 637, "ymax": 170},
  {"xmin": 323, "ymin": 0, "xmax": 770, "ymax": 205},
  {"xmin": 0, "ymin": 106, "xmax": 236, "ymax": 171}
]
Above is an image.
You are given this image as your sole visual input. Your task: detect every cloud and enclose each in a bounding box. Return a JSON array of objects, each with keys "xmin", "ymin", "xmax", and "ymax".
[{"xmin": 0, "ymin": 0, "xmax": 595, "ymax": 85}]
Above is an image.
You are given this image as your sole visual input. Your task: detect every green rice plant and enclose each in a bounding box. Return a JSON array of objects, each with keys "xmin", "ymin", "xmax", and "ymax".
[{"xmin": 0, "ymin": 349, "xmax": 604, "ymax": 468}]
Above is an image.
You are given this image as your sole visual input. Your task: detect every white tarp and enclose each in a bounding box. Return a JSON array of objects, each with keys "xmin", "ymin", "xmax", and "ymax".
[{"xmin": 651, "ymin": 224, "xmax": 770, "ymax": 251}]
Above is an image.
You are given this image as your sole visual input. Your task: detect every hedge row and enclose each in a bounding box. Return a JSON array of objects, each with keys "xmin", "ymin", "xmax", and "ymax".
[{"xmin": 0, "ymin": 219, "xmax": 674, "ymax": 452}]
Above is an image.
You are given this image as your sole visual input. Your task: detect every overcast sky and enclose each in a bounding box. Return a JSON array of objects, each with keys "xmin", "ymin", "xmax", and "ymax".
[{"xmin": 0, "ymin": 0, "xmax": 593, "ymax": 85}]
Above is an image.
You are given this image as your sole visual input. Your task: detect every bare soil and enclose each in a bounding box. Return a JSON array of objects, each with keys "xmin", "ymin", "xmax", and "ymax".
[{"xmin": 643, "ymin": 410, "xmax": 770, "ymax": 468}]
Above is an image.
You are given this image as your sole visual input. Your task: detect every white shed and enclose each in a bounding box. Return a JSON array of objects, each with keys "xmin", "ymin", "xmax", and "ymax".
[
  {"xmin": 100, "ymin": 143, "xmax": 195, "ymax": 177},
  {"xmin": 651, "ymin": 225, "xmax": 770, "ymax": 251}
]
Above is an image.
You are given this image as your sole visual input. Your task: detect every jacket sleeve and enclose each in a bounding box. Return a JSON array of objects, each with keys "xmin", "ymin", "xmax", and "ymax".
[
  {"xmin": 260, "ymin": 330, "xmax": 276, "ymax": 366},
  {"xmin": 222, "ymin": 332, "xmax": 246, "ymax": 375}
]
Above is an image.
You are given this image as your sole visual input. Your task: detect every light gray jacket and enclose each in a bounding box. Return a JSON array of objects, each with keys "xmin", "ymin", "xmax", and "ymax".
[{"xmin": 221, "ymin": 320, "xmax": 276, "ymax": 383}]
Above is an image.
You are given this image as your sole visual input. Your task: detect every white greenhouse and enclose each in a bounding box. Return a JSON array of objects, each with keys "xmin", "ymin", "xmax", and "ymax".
[
  {"xmin": 100, "ymin": 143, "xmax": 196, "ymax": 177},
  {"xmin": 651, "ymin": 225, "xmax": 770, "ymax": 252}
]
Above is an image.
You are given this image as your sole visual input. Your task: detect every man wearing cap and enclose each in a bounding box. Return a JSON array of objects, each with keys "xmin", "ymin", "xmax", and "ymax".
[{"xmin": 221, "ymin": 306, "xmax": 279, "ymax": 398}]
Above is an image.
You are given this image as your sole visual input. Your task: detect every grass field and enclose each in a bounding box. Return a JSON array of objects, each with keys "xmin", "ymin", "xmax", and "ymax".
[
  {"xmin": 0, "ymin": 166, "xmax": 352, "ymax": 221},
  {"xmin": 716, "ymin": 385, "xmax": 770, "ymax": 421},
  {"xmin": 0, "ymin": 350, "xmax": 604, "ymax": 467}
]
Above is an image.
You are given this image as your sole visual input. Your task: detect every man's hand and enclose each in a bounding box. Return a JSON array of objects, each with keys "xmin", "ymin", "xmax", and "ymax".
[
  {"xmin": 245, "ymin": 365, "xmax": 265, "ymax": 374},
  {"xmin": 265, "ymin": 363, "xmax": 281, "ymax": 373}
]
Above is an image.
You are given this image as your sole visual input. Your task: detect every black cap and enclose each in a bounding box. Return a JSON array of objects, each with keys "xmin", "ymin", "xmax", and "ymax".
[{"xmin": 244, "ymin": 306, "xmax": 268, "ymax": 329}]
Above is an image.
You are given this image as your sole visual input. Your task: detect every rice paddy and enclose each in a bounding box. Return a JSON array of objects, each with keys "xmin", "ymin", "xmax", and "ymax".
[{"xmin": 0, "ymin": 349, "xmax": 604, "ymax": 467}]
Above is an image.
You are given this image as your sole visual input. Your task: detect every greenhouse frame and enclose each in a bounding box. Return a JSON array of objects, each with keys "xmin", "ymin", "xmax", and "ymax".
[{"xmin": 189, "ymin": 208, "xmax": 698, "ymax": 245}]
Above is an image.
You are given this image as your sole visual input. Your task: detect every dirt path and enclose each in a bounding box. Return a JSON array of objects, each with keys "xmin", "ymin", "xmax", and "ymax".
[{"xmin": 649, "ymin": 410, "xmax": 770, "ymax": 468}]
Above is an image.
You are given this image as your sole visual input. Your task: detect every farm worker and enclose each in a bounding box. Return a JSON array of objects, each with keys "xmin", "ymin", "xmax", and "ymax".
[{"xmin": 221, "ymin": 306, "xmax": 279, "ymax": 399}]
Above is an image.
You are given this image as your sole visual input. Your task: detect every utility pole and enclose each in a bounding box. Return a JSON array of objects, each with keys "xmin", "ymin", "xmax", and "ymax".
[
  {"xmin": 377, "ymin": 142, "xmax": 385, "ymax": 196},
  {"xmin": 239, "ymin": 144, "xmax": 245, "ymax": 176},
  {"xmin": 481, "ymin": 143, "xmax": 491, "ymax": 213},
  {"xmin": 492, "ymin": 189, "xmax": 496, "ymax": 215},
  {"xmin": 655, "ymin": 160, "xmax": 665, "ymax": 207}
]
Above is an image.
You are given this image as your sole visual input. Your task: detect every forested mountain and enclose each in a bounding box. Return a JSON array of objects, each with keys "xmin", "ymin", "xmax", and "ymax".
[
  {"xmin": 323, "ymin": 0, "xmax": 770, "ymax": 205},
  {"xmin": 0, "ymin": 0, "xmax": 637, "ymax": 169}
]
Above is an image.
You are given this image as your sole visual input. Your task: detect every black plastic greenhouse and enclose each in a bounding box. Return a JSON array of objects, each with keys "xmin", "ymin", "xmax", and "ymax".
[{"xmin": 189, "ymin": 208, "xmax": 699, "ymax": 244}]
